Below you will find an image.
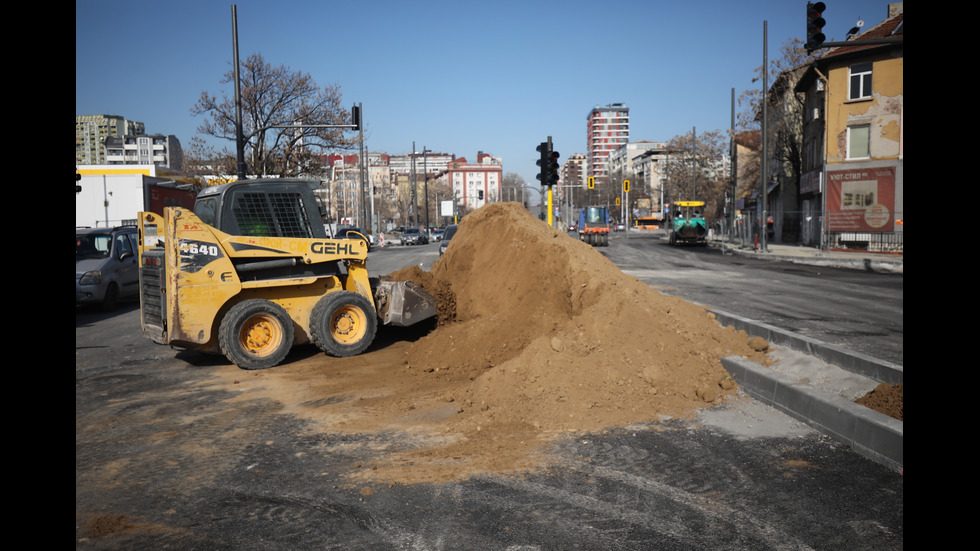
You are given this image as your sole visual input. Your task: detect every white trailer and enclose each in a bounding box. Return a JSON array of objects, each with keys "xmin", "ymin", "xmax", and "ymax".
[{"xmin": 76, "ymin": 165, "xmax": 198, "ymax": 228}]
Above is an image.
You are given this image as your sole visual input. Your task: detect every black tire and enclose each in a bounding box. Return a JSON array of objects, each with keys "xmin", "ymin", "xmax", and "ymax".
[
  {"xmin": 310, "ymin": 291, "xmax": 378, "ymax": 357},
  {"xmin": 101, "ymin": 283, "xmax": 119, "ymax": 312},
  {"xmin": 218, "ymin": 299, "xmax": 294, "ymax": 370}
]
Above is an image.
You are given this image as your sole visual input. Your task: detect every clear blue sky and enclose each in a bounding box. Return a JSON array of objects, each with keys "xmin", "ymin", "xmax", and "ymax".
[{"xmin": 76, "ymin": 0, "xmax": 890, "ymax": 185}]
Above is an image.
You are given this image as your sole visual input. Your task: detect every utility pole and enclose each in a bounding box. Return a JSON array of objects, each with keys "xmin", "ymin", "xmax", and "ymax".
[
  {"xmin": 730, "ymin": 87, "xmax": 737, "ymax": 243},
  {"xmin": 422, "ymin": 147, "xmax": 431, "ymax": 231},
  {"xmin": 410, "ymin": 142, "xmax": 417, "ymax": 226},
  {"xmin": 357, "ymin": 103, "xmax": 366, "ymax": 229},
  {"xmin": 232, "ymin": 5, "xmax": 246, "ymax": 180},
  {"xmin": 761, "ymin": 20, "xmax": 769, "ymax": 252},
  {"xmin": 692, "ymin": 126, "xmax": 697, "ymax": 202}
]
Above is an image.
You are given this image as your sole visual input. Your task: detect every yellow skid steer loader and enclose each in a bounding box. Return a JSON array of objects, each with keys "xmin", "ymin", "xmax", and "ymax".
[{"xmin": 137, "ymin": 179, "xmax": 436, "ymax": 370}]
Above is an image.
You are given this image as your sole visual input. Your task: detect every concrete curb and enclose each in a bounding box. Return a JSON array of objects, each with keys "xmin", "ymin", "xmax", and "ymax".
[
  {"xmin": 718, "ymin": 243, "xmax": 904, "ymax": 275},
  {"xmin": 710, "ymin": 308, "xmax": 903, "ymax": 472},
  {"xmin": 722, "ymin": 356, "xmax": 903, "ymax": 473},
  {"xmin": 710, "ymin": 309, "xmax": 903, "ymax": 385}
]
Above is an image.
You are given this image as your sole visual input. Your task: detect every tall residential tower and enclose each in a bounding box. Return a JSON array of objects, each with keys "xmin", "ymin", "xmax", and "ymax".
[{"xmin": 586, "ymin": 103, "xmax": 629, "ymax": 180}]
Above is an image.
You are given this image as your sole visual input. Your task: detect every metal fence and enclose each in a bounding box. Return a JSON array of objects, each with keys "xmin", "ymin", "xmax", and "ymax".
[
  {"xmin": 714, "ymin": 210, "xmax": 903, "ymax": 254},
  {"xmin": 824, "ymin": 230, "xmax": 903, "ymax": 253},
  {"xmin": 822, "ymin": 209, "xmax": 903, "ymax": 253}
]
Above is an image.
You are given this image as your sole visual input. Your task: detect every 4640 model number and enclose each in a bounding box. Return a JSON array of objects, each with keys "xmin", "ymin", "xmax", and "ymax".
[
  {"xmin": 182, "ymin": 242, "xmax": 220, "ymax": 256},
  {"xmin": 177, "ymin": 240, "xmax": 223, "ymax": 274}
]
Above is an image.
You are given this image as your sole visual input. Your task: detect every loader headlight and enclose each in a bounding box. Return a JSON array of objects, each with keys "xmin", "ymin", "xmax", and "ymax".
[{"xmin": 79, "ymin": 270, "xmax": 103, "ymax": 286}]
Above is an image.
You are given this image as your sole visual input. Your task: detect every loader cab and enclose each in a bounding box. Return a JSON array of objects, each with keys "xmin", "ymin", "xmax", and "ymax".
[{"xmin": 194, "ymin": 179, "xmax": 328, "ymax": 239}]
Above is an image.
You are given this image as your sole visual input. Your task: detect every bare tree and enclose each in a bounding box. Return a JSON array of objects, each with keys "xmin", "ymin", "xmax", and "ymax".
[
  {"xmin": 663, "ymin": 129, "xmax": 730, "ymax": 222},
  {"xmin": 579, "ymin": 174, "xmax": 619, "ymax": 210},
  {"xmin": 184, "ymin": 136, "xmax": 236, "ymax": 179},
  {"xmin": 501, "ymin": 172, "xmax": 529, "ymax": 204},
  {"xmin": 736, "ymin": 39, "xmax": 817, "ymax": 196},
  {"xmin": 191, "ymin": 53, "xmax": 356, "ymax": 178},
  {"xmin": 423, "ymin": 178, "xmax": 454, "ymax": 227}
]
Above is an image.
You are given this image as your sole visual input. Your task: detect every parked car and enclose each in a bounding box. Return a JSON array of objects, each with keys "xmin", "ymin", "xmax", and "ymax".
[
  {"xmin": 76, "ymin": 225, "xmax": 140, "ymax": 311},
  {"xmin": 439, "ymin": 224, "xmax": 458, "ymax": 255},
  {"xmin": 614, "ymin": 223, "xmax": 626, "ymax": 232},
  {"xmin": 401, "ymin": 227, "xmax": 428, "ymax": 245},
  {"xmin": 335, "ymin": 227, "xmax": 373, "ymax": 251},
  {"xmin": 431, "ymin": 228, "xmax": 445, "ymax": 241}
]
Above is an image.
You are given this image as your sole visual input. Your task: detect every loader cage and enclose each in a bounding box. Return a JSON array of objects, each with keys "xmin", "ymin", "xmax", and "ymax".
[{"xmin": 194, "ymin": 179, "xmax": 328, "ymax": 239}]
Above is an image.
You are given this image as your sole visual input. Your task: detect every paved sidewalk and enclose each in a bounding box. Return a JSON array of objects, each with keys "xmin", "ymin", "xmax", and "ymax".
[{"xmin": 718, "ymin": 240, "xmax": 903, "ymax": 274}]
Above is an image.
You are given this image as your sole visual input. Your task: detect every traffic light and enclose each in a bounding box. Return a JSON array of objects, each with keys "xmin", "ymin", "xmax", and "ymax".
[
  {"xmin": 536, "ymin": 141, "xmax": 547, "ymax": 182},
  {"xmin": 806, "ymin": 2, "xmax": 826, "ymax": 52},
  {"xmin": 351, "ymin": 104, "xmax": 361, "ymax": 131},
  {"xmin": 545, "ymin": 148, "xmax": 560, "ymax": 186},
  {"xmin": 623, "ymin": 179, "xmax": 630, "ymax": 193},
  {"xmin": 588, "ymin": 176, "xmax": 595, "ymax": 189},
  {"xmin": 536, "ymin": 141, "xmax": 560, "ymax": 187}
]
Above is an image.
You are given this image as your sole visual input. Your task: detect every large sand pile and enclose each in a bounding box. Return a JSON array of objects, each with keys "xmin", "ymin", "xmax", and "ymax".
[{"xmin": 351, "ymin": 202, "xmax": 771, "ymax": 483}]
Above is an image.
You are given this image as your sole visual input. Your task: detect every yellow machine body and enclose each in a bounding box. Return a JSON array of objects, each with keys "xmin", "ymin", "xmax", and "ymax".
[{"xmin": 138, "ymin": 207, "xmax": 378, "ymax": 363}]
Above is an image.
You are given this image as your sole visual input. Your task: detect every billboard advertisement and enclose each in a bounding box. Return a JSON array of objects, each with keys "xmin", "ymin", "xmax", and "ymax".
[{"xmin": 825, "ymin": 167, "xmax": 896, "ymax": 232}]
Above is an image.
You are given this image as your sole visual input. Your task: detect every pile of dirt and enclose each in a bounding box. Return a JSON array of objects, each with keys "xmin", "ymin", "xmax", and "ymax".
[
  {"xmin": 342, "ymin": 202, "xmax": 771, "ymax": 483},
  {"xmin": 856, "ymin": 383, "xmax": 903, "ymax": 421}
]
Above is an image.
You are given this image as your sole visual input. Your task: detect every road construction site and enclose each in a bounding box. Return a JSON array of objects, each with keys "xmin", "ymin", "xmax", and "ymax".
[{"xmin": 76, "ymin": 203, "xmax": 902, "ymax": 550}]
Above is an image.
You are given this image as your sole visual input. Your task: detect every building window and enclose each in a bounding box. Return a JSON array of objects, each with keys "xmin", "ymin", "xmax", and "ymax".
[
  {"xmin": 848, "ymin": 62, "xmax": 873, "ymax": 100},
  {"xmin": 847, "ymin": 124, "xmax": 870, "ymax": 159}
]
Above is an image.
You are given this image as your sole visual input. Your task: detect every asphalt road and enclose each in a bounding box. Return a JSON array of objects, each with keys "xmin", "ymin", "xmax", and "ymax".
[
  {"xmin": 600, "ymin": 232, "xmax": 903, "ymax": 366},
  {"xmin": 76, "ymin": 235, "xmax": 903, "ymax": 550}
]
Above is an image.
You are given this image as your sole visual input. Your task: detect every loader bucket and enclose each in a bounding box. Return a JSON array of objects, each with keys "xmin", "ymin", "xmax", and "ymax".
[{"xmin": 373, "ymin": 279, "xmax": 437, "ymax": 327}]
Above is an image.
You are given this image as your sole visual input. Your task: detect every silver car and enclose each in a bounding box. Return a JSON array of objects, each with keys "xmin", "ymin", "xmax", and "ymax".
[
  {"xmin": 439, "ymin": 225, "xmax": 457, "ymax": 255},
  {"xmin": 76, "ymin": 226, "xmax": 140, "ymax": 311}
]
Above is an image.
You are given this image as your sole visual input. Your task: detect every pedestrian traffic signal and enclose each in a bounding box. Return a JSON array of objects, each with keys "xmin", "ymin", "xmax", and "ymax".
[{"xmin": 806, "ymin": 2, "xmax": 827, "ymax": 52}]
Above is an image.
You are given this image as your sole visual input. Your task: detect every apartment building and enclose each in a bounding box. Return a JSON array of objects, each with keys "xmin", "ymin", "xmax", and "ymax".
[
  {"xmin": 76, "ymin": 114, "xmax": 146, "ymax": 165},
  {"xmin": 586, "ymin": 103, "xmax": 630, "ymax": 179},
  {"xmin": 608, "ymin": 141, "xmax": 664, "ymax": 183},
  {"xmin": 388, "ymin": 151, "xmax": 453, "ymax": 177},
  {"xmin": 104, "ymin": 134, "xmax": 184, "ymax": 170},
  {"xmin": 560, "ymin": 153, "xmax": 587, "ymax": 190},
  {"xmin": 630, "ymin": 143, "xmax": 671, "ymax": 214},
  {"xmin": 795, "ymin": 3, "xmax": 903, "ymax": 252},
  {"xmin": 448, "ymin": 152, "xmax": 502, "ymax": 210},
  {"xmin": 321, "ymin": 150, "xmax": 500, "ymax": 226}
]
